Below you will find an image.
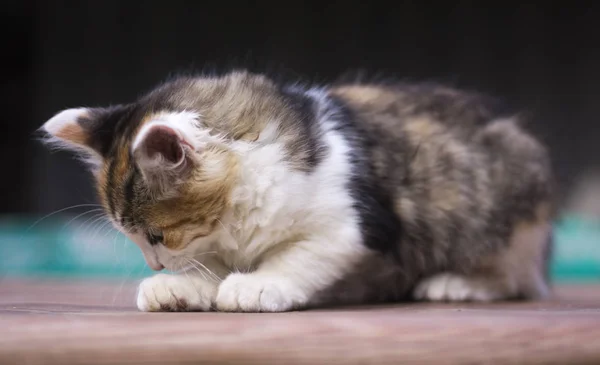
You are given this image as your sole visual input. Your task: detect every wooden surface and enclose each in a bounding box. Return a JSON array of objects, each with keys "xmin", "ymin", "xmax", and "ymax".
[{"xmin": 1, "ymin": 278, "xmax": 600, "ymax": 365}]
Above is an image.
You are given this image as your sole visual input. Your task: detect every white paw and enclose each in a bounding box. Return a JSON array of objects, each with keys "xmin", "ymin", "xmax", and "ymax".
[
  {"xmin": 413, "ymin": 273, "xmax": 500, "ymax": 302},
  {"xmin": 137, "ymin": 274, "xmax": 214, "ymax": 312},
  {"xmin": 215, "ymin": 273, "xmax": 299, "ymax": 312}
]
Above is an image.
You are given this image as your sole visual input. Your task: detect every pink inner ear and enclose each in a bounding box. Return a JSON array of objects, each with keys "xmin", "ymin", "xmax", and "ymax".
[{"xmin": 143, "ymin": 125, "xmax": 184, "ymax": 164}]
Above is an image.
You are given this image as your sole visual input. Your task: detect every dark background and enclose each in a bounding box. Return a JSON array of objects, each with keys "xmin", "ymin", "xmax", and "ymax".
[{"xmin": 2, "ymin": 1, "xmax": 599, "ymax": 215}]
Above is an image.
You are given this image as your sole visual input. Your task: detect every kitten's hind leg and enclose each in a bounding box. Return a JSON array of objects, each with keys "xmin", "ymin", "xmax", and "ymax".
[
  {"xmin": 413, "ymin": 273, "xmax": 509, "ymax": 302},
  {"xmin": 414, "ymin": 207, "xmax": 552, "ymax": 303}
]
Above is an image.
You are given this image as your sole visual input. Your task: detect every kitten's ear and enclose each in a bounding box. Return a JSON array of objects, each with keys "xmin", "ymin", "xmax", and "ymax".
[
  {"xmin": 41, "ymin": 105, "xmax": 129, "ymax": 165},
  {"xmin": 132, "ymin": 122, "xmax": 195, "ymax": 187},
  {"xmin": 42, "ymin": 108, "xmax": 90, "ymax": 151}
]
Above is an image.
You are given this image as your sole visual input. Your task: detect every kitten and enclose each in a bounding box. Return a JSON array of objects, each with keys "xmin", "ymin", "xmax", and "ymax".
[{"xmin": 41, "ymin": 70, "xmax": 554, "ymax": 312}]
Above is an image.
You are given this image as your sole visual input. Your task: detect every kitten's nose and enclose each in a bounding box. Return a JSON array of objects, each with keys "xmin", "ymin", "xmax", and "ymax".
[
  {"xmin": 140, "ymin": 250, "xmax": 164, "ymax": 271},
  {"xmin": 149, "ymin": 262, "xmax": 164, "ymax": 271}
]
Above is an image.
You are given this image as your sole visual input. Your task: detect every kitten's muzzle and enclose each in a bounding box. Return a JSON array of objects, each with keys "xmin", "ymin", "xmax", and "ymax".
[{"xmin": 148, "ymin": 261, "xmax": 165, "ymax": 271}]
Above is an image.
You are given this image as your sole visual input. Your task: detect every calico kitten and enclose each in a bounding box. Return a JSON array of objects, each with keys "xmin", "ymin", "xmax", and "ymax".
[{"xmin": 41, "ymin": 70, "xmax": 554, "ymax": 312}]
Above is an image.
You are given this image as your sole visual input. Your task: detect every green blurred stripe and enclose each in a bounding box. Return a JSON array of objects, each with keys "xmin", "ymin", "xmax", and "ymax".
[{"xmin": 1, "ymin": 214, "xmax": 598, "ymax": 281}]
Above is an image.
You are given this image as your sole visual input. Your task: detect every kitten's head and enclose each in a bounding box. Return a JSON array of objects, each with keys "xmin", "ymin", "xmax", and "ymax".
[{"xmin": 41, "ymin": 71, "xmax": 315, "ymax": 271}]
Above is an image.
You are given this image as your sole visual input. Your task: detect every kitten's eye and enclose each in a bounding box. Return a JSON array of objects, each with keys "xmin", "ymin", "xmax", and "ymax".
[{"xmin": 147, "ymin": 232, "xmax": 164, "ymax": 246}]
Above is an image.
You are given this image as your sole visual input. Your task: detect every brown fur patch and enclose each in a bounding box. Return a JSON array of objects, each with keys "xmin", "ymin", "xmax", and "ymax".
[
  {"xmin": 55, "ymin": 123, "xmax": 89, "ymax": 146},
  {"xmin": 403, "ymin": 117, "xmax": 443, "ymax": 139},
  {"xmin": 332, "ymin": 85, "xmax": 399, "ymax": 110},
  {"xmin": 95, "ymin": 112, "xmax": 156, "ymax": 219},
  {"xmin": 333, "ymin": 81, "xmax": 552, "ymax": 287},
  {"xmin": 142, "ymin": 145, "xmax": 239, "ymax": 250},
  {"xmin": 476, "ymin": 201, "xmax": 553, "ymax": 299}
]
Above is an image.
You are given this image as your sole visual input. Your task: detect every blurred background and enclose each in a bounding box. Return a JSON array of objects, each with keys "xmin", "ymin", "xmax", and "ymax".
[{"xmin": 1, "ymin": 1, "xmax": 598, "ymax": 281}]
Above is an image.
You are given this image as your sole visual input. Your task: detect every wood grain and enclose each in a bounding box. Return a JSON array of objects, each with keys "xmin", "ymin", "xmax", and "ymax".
[{"xmin": 1, "ymin": 278, "xmax": 599, "ymax": 365}]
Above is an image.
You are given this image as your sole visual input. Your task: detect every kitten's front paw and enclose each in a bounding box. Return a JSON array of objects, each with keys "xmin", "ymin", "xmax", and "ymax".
[
  {"xmin": 215, "ymin": 273, "xmax": 299, "ymax": 312},
  {"xmin": 137, "ymin": 274, "xmax": 213, "ymax": 312}
]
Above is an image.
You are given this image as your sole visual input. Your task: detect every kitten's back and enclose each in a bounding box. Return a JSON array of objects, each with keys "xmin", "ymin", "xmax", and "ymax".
[{"xmin": 329, "ymin": 81, "xmax": 553, "ymax": 300}]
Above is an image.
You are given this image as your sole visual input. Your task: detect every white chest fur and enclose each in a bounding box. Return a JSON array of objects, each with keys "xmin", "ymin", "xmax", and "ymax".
[{"xmin": 217, "ymin": 117, "xmax": 364, "ymax": 271}]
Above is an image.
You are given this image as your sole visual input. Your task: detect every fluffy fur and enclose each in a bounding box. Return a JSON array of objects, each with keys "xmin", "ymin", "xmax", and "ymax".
[{"xmin": 41, "ymin": 70, "xmax": 555, "ymax": 312}]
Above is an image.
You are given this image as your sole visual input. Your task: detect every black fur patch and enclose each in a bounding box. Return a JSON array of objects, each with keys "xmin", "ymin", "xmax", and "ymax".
[
  {"xmin": 146, "ymin": 231, "xmax": 163, "ymax": 246},
  {"xmin": 104, "ymin": 157, "xmax": 118, "ymax": 218},
  {"xmin": 325, "ymin": 96, "xmax": 403, "ymax": 255},
  {"xmin": 119, "ymin": 163, "xmax": 139, "ymax": 228},
  {"xmin": 279, "ymin": 86, "xmax": 327, "ymax": 172},
  {"xmin": 76, "ymin": 105, "xmax": 133, "ymax": 157}
]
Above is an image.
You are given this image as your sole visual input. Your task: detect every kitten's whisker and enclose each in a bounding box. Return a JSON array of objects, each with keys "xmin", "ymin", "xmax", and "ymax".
[
  {"xmin": 182, "ymin": 268, "xmax": 195, "ymax": 292},
  {"xmin": 109, "ymin": 224, "xmax": 133, "ymax": 262},
  {"xmin": 91, "ymin": 218, "xmax": 112, "ymax": 241},
  {"xmin": 25, "ymin": 204, "xmax": 103, "ymax": 232},
  {"xmin": 187, "ymin": 259, "xmax": 216, "ymax": 283},
  {"xmin": 184, "ymin": 258, "xmax": 209, "ymax": 282},
  {"xmin": 193, "ymin": 251, "xmax": 218, "ymax": 258},
  {"xmin": 180, "ymin": 260, "xmax": 191, "ymax": 281},
  {"xmin": 216, "ymin": 218, "xmax": 238, "ymax": 245},
  {"xmin": 79, "ymin": 213, "xmax": 109, "ymax": 252},
  {"xmin": 105, "ymin": 225, "xmax": 121, "ymax": 237},
  {"xmin": 96, "ymin": 221, "xmax": 115, "ymax": 239},
  {"xmin": 65, "ymin": 212, "xmax": 103, "ymax": 258},
  {"xmin": 85, "ymin": 214, "xmax": 108, "ymax": 233},
  {"xmin": 111, "ymin": 262, "xmax": 139, "ymax": 307},
  {"xmin": 174, "ymin": 257, "xmax": 195, "ymax": 273},
  {"xmin": 179, "ymin": 259, "xmax": 198, "ymax": 293},
  {"xmin": 112, "ymin": 227, "xmax": 121, "ymax": 264},
  {"xmin": 108, "ymin": 219, "xmax": 135, "ymax": 238},
  {"xmin": 59, "ymin": 208, "xmax": 104, "ymax": 233},
  {"xmin": 83, "ymin": 214, "xmax": 110, "ymax": 240},
  {"xmin": 77, "ymin": 212, "xmax": 106, "ymax": 232},
  {"xmin": 189, "ymin": 257, "xmax": 221, "ymax": 282},
  {"xmin": 70, "ymin": 212, "xmax": 105, "ymax": 247},
  {"xmin": 77, "ymin": 213, "xmax": 109, "ymax": 258}
]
